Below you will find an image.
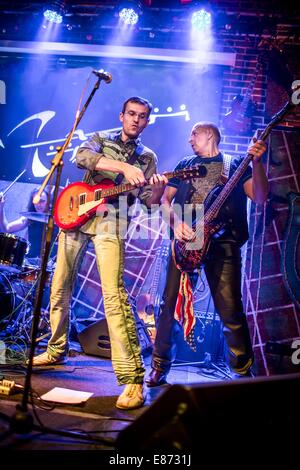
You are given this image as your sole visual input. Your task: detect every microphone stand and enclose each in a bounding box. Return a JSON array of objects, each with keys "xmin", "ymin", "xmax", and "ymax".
[{"xmin": 6, "ymin": 75, "xmax": 111, "ymax": 443}]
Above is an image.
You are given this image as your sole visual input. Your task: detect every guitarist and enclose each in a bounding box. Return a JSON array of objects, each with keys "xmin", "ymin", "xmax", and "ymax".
[
  {"xmin": 31, "ymin": 96, "xmax": 168, "ymax": 410},
  {"xmin": 146, "ymin": 121, "xmax": 268, "ymax": 386}
]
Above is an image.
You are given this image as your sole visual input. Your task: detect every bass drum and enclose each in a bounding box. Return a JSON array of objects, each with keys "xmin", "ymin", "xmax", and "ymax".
[
  {"xmin": 0, "ymin": 233, "xmax": 28, "ymax": 273},
  {"xmin": 0, "ymin": 273, "xmax": 31, "ymax": 330}
]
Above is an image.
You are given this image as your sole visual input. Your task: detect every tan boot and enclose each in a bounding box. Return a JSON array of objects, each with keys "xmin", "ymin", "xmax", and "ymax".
[
  {"xmin": 116, "ymin": 384, "xmax": 146, "ymax": 410},
  {"xmin": 28, "ymin": 352, "xmax": 67, "ymax": 366}
]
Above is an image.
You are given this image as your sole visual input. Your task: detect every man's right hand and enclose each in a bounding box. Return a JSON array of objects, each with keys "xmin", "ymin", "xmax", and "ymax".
[
  {"xmin": 122, "ymin": 163, "xmax": 146, "ymax": 187},
  {"xmin": 174, "ymin": 222, "xmax": 195, "ymax": 242}
]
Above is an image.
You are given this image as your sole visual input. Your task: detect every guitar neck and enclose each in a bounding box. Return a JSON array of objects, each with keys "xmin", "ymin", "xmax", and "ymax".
[
  {"xmin": 205, "ymin": 98, "xmax": 294, "ymax": 223},
  {"xmin": 100, "ymin": 169, "xmax": 196, "ymax": 198},
  {"xmin": 205, "ymin": 153, "xmax": 253, "ymax": 223}
]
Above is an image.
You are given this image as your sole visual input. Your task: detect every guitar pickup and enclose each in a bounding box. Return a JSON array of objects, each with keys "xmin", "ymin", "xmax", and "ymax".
[
  {"xmin": 79, "ymin": 193, "xmax": 87, "ymax": 205},
  {"xmin": 94, "ymin": 188, "xmax": 102, "ymax": 201}
]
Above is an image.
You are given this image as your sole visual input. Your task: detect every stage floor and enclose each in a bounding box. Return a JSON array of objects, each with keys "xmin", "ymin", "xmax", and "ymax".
[{"xmin": 0, "ymin": 347, "xmax": 228, "ymax": 452}]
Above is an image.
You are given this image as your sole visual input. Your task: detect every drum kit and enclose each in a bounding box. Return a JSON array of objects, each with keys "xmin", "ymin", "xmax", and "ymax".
[
  {"xmin": 0, "ymin": 172, "xmax": 64, "ymax": 344},
  {"xmin": 0, "ymin": 222, "xmax": 54, "ymax": 343}
]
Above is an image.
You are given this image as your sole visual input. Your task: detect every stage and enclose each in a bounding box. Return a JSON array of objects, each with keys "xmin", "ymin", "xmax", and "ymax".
[
  {"xmin": 1, "ymin": 349, "xmax": 299, "ymax": 465},
  {"xmin": 0, "ymin": 347, "xmax": 221, "ymax": 451},
  {"xmin": 0, "ymin": 0, "xmax": 300, "ymax": 462}
]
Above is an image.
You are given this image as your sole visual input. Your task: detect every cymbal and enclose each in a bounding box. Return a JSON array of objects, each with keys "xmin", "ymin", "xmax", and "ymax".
[{"xmin": 20, "ymin": 211, "xmax": 50, "ymax": 223}]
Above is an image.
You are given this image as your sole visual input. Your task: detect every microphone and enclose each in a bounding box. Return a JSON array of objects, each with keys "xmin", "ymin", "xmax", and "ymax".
[{"xmin": 92, "ymin": 70, "xmax": 112, "ymax": 84}]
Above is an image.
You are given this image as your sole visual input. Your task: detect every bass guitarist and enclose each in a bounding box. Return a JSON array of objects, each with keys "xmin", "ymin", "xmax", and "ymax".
[
  {"xmin": 31, "ymin": 96, "xmax": 168, "ymax": 410},
  {"xmin": 146, "ymin": 121, "xmax": 268, "ymax": 386}
]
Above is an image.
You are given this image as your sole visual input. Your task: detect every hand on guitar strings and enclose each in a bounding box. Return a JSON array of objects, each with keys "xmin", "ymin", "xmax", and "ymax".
[
  {"xmin": 247, "ymin": 137, "xmax": 267, "ymax": 163},
  {"xmin": 149, "ymin": 173, "xmax": 169, "ymax": 191},
  {"xmin": 174, "ymin": 221, "xmax": 196, "ymax": 242},
  {"xmin": 145, "ymin": 173, "xmax": 168, "ymax": 207},
  {"xmin": 149, "ymin": 173, "xmax": 169, "ymax": 188},
  {"xmin": 122, "ymin": 163, "xmax": 168, "ymax": 189},
  {"xmin": 122, "ymin": 163, "xmax": 147, "ymax": 187}
]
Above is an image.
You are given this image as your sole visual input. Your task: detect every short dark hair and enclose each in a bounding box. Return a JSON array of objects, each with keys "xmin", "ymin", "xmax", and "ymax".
[{"xmin": 122, "ymin": 96, "xmax": 153, "ymax": 117}]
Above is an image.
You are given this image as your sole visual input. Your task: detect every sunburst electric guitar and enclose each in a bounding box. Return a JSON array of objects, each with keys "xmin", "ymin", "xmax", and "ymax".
[{"xmin": 54, "ymin": 166, "xmax": 207, "ymax": 230}]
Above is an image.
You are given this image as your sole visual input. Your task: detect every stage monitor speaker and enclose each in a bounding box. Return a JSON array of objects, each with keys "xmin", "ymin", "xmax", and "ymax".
[
  {"xmin": 78, "ymin": 316, "xmax": 152, "ymax": 359},
  {"xmin": 116, "ymin": 373, "xmax": 300, "ymax": 452},
  {"xmin": 78, "ymin": 318, "xmax": 111, "ymax": 358}
]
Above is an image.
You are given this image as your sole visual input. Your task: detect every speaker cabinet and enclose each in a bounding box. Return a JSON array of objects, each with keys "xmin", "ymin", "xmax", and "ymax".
[
  {"xmin": 78, "ymin": 318, "xmax": 111, "ymax": 358},
  {"xmin": 116, "ymin": 373, "xmax": 300, "ymax": 452},
  {"xmin": 78, "ymin": 316, "xmax": 152, "ymax": 359}
]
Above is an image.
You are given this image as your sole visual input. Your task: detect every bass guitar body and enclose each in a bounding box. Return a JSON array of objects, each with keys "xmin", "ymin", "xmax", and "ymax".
[{"xmin": 172, "ymin": 221, "xmax": 224, "ymax": 272}]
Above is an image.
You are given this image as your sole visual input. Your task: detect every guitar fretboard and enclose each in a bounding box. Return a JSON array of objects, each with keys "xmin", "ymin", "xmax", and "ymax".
[
  {"xmin": 84, "ymin": 167, "xmax": 205, "ymax": 202},
  {"xmin": 204, "ymin": 154, "xmax": 252, "ymax": 223}
]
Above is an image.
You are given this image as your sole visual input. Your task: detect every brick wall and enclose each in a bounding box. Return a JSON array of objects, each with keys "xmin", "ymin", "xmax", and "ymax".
[
  {"xmin": 219, "ymin": 36, "xmax": 269, "ymax": 155},
  {"xmin": 217, "ymin": 32, "xmax": 300, "ymax": 375}
]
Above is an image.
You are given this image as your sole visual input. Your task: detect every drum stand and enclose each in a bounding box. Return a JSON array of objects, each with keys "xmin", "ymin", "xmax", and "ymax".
[
  {"xmin": 172, "ymin": 351, "xmax": 232, "ymax": 380},
  {"xmin": 2, "ymin": 73, "xmax": 112, "ymax": 446},
  {"xmin": 10, "ymin": 308, "xmax": 51, "ymax": 345}
]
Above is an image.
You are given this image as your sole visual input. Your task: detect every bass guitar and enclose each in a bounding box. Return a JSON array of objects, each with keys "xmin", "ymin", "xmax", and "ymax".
[
  {"xmin": 54, "ymin": 166, "xmax": 207, "ymax": 230},
  {"xmin": 173, "ymin": 88, "xmax": 299, "ymax": 272}
]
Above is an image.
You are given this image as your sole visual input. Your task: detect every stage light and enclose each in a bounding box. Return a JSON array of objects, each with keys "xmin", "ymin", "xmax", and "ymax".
[
  {"xmin": 43, "ymin": 1, "xmax": 66, "ymax": 24},
  {"xmin": 119, "ymin": 8, "xmax": 138, "ymax": 25},
  {"xmin": 118, "ymin": 1, "xmax": 141, "ymax": 26},
  {"xmin": 191, "ymin": 9, "xmax": 212, "ymax": 32}
]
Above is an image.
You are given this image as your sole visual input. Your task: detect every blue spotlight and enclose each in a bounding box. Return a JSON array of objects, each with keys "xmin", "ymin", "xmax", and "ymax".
[
  {"xmin": 43, "ymin": 2, "xmax": 65, "ymax": 24},
  {"xmin": 191, "ymin": 9, "xmax": 212, "ymax": 32},
  {"xmin": 118, "ymin": 1, "xmax": 141, "ymax": 26},
  {"xmin": 43, "ymin": 9, "xmax": 63, "ymax": 24},
  {"xmin": 119, "ymin": 7, "xmax": 139, "ymax": 25}
]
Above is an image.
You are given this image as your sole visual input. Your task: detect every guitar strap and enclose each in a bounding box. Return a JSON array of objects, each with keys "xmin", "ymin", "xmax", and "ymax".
[
  {"xmin": 114, "ymin": 143, "xmax": 144, "ymax": 185},
  {"xmin": 219, "ymin": 153, "xmax": 232, "ymax": 185}
]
